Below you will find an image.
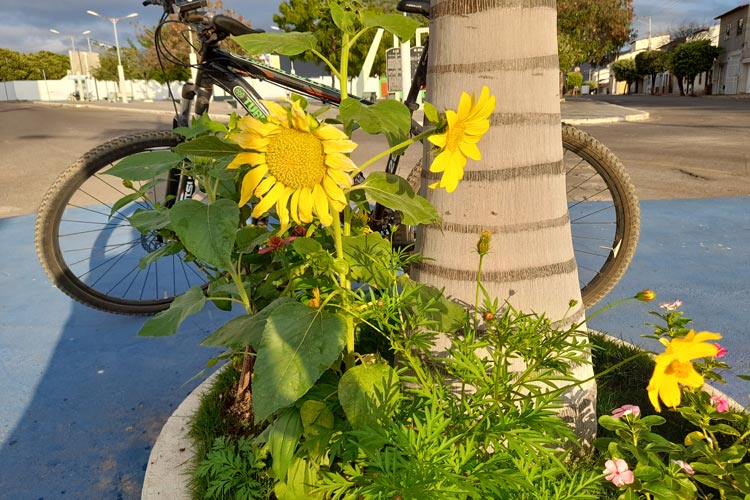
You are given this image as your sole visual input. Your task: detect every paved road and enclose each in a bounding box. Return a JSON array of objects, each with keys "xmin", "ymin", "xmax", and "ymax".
[{"xmin": 575, "ymin": 94, "xmax": 750, "ymax": 200}]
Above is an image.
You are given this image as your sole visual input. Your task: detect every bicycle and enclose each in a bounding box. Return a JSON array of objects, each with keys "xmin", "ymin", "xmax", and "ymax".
[{"xmin": 34, "ymin": 0, "xmax": 639, "ymax": 316}]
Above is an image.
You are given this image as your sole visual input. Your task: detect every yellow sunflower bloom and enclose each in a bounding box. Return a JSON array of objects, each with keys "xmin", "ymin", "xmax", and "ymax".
[
  {"xmin": 226, "ymin": 99, "xmax": 357, "ymax": 228},
  {"xmin": 647, "ymin": 330, "xmax": 722, "ymax": 412},
  {"xmin": 428, "ymin": 85, "xmax": 495, "ymax": 193}
]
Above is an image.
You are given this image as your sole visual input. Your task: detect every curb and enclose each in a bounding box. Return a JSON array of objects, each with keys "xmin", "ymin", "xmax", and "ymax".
[
  {"xmin": 141, "ymin": 369, "xmax": 221, "ymax": 500},
  {"xmin": 564, "ymin": 112, "xmax": 650, "ymax": 125},
  {"xmin": 32, "ymin": 100, "xmax": 234, "ymax": 122}
]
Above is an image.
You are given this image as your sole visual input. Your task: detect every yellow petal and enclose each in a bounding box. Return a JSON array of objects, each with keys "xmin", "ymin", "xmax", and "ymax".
[
  {"xmin": 456, "ymin": 91, "xmax": 472, "ymax": 120},
  {"xmin": 429, "ymin": 151, "xmax": 450, "ymax": 173},
  {"xmin": 298, "ymin": 187, "xmax": 314, "ymax": 223},
  {"xmin": 289, "ymin": 189, "xmax": 302, "ymax": 224},
  {"xmin": 315, "ymin": 123, "xmax": 348, "ymax": 141},
  {"xmin": 255, "ymin": 176, "xmax": 276, "ymax": 197},
  {"xmin": 323, "ymin": 139, "xmax": 358, "ymax": 154},
  {"xmin": 459, "ymin": 141, "xmax": 482, "ymax": 161},
  {"xmin": 228, "ymin": 152, "xmax": 262, "ymax": 170},
  {"xmin": 252, "ymin": 183, "xmax": 283, "ymax": 218},
  {"xmin": 312, "ymin": 184, "xmax": 332, "ymax": 226},
  {"xmin": 692, "ymin": 331, "xmax": 723, "ymax": 343},
  {"xmin": 429, "ymin": 132, "xmax": 448, "ymax": 149},
  {"xmin": 658, "ymin": 376, "xmax": 683, "ymax": 409},
  {"xmin": 463, "ymin": 119, "xmax": 491, "ymax": 136},
  {"xmin": 262, "ymin": 100, "xmax": 290, "ymax": 127},
  {"xmin": 238, "ymin": 164, "xmax": 269, "ymax": 205},
  {"xmin": 327, "ymin": 167, "xmax": 353, "ymax": 187},
  {"xmin": 275, "ymin": 187, "xmax": 293, "ymax": 232},
  {"xmin": 325, "ymin": 152, "xmax": 357, "ymax": 172},
  {"xmin": 323, "ymin": 175, "xmax": 347, "ymax": 210}
]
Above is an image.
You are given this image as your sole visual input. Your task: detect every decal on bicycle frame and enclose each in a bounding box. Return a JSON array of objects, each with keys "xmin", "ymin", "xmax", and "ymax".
[{"xmin": 232, "ymin": 86, "xmax": 267, "ymax": 119}]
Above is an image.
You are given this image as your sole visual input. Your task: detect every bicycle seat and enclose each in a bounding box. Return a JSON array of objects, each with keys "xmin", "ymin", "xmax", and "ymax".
[
  {"xmin": 396, "ymin": 0, "xmax": 430, "ymax": 18},
  {"xmin": 213, "ymin": 15, "xmax": 264, "ymax": 36}
]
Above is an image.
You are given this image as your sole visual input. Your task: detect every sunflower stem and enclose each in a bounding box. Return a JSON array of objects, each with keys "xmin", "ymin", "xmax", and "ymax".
[
  {"xmin": 330, "ymin": 206, "xmax": 355, "ymax": 368},
  {"xmin": 351, "ymin": 128, "xmax": 434, "ymax": 178}
]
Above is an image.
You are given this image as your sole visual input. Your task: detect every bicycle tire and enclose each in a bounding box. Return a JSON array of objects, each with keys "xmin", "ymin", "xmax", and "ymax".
[
  {"xmin": 35, "ymin": 130, "xmax": 209, "ymax": 316},
  {"xmin": 404, "ymin": 124, "xmax": 639, "ymax": 309}
]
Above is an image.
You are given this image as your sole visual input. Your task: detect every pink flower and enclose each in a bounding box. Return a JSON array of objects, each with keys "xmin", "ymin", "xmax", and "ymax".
[
  {"xmin": 714, "ymin": 343, "xmax": 728, "ymax": 358},
  {"xmin": 659, "ymin": 300, "xmax": 683, "ymax": 311},
  {"xmin": 672, "ymin": 460, "xmax": 695, "ymax": 475},
  {"xmin": 711, "ymin": 395, "xmax": 730, "ymax": 413},
  {"xmin": 611, "ymin": 405, "xmax": 641, "ymax": 419},
  {"xmin": 603, "ymin": 458, "xmax": 635, "ymax": 487}
]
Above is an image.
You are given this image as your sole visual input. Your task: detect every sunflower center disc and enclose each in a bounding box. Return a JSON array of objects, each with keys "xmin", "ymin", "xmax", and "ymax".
[{"xmin": 265, "ymin": 129, "xmax": 326, "ymax": 189}]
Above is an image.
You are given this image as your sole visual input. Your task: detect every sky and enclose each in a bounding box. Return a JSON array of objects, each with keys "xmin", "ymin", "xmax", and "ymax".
[{"xmin": 0, "ymin": 0, "xmax": 744, "ymax": 55}]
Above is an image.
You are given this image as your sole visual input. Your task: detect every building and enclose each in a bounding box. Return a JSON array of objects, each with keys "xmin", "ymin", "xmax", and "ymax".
[
  {"xmin": 655, "ymin": 25, "xmax": 720, "ymax": 96},
  {"xmin": 714, "ymin": 4, "xmax": 750, "ymax": 95}
]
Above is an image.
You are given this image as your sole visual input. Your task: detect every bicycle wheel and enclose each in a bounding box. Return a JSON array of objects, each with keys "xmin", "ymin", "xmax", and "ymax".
[
  {"xmin": 35, "ymin": 130, "xmax": 209, "ymax": 316},
  {"xmin": 562, "ymin": 123, "xmax": 639, "ymax": 308},
  {"xmin": 403, "ymin": 124, "xmax": 639, "ymax": 308}
]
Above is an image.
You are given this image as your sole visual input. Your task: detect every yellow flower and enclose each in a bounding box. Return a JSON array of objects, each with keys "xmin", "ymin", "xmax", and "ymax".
[
  {"xmin": 635, "ymin": 289, "xmax": 656, "ymax": 302},
  {"xmin": 428, "ymin": 86, "xmax": 495, "ymax": 193},
  {"xmin": 227, "ymin": 99, "xmax": 357, "ymax": 228},
  {"xmin": 647, "ymin": 330, "xmax": 722, "ymax": 412}
]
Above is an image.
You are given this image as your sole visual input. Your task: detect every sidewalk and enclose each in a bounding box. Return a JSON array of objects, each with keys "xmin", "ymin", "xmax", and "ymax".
[
  {"xmin": 35, "ymin": 93, "xmax": 651, "ymax": 125},
  {"xmin": 1, "ymin": 97, "xmax": 747, "ymax": 499}
]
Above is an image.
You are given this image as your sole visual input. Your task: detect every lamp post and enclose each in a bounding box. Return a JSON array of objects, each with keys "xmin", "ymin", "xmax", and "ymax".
[
  {"xmin": 50, "ymin": 28, "xmax": 85, "ymax": 100},
  {"xmin": 87, "ymin": 10, "xmax": 138, "ymax": 103}
]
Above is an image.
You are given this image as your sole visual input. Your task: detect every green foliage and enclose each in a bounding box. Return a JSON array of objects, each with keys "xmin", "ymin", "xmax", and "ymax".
[
  {"xmin": 0, "ymin": 48, "xmax": 69, "ymax": 80},
  {"xmin": 612, "ymin": 58, "xmax": 639, "ymax": 92},
  {"xmin": 91, "ymin": 46, "xmax": 143, "ymax": 81},
  {"xmin": 195, "ymin": 436, "xmax": 272, "ymax": 499},
  {"xmin": 272, "ymin": 0, "xmax": 421, "ymax": 77},
  {"xmin": 669, "ymin": 39, "xmax": 723, "ymax": 95},
  {"xmin": 567, "ymin": 71, "xmax": 584, "ymax": 90},
  {"xmin": 635, "ymin": 49, "xmax": 668, "ymax": 77},
  {"xmin": 558, "ymin": 0, "xmax": 634, "ymax": 67}
]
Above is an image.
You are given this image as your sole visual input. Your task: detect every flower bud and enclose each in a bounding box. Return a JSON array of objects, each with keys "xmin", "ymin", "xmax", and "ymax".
[
  {"xmin": 635, "ymin": 289, "xmax": 656, "ymax": 302},
  {"xmin": 122, "ymin": 179, "xmax": 134, "ymax": 189},
  {"xmin": 483, "ymin": 311, "xmax": 495, "ymax": 322},
  {"xmin": 477, "ymin": 230, "xmax": 492, "ymax": 256}
]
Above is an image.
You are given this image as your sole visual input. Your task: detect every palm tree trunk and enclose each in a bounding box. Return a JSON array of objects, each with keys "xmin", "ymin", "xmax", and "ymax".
[{"xmin": 413, "ymin": 0, "xmax": 596, "ymax": 444}]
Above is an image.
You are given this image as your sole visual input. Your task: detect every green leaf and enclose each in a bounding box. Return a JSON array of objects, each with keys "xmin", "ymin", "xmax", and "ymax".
[
  {"xmin": 339, "ymin": 98, "xmax": 411, "ymax": 147},
  {"xmin": 138, "ymin": 241, "xmax": 183, "ymax": 270},
  {"xmin": 717, "ymin": 445, "xmax": 747, "ymax": 463},
  {"xmin": 236, "ymin": 225, "xmax": 271, "ymax": 253},
  {"xmin": 642, "ymin": 483, "xmax": 681, "ymax": 500},
  {"xmin": 174, "ymin": 135, "xmax": 242, "ymax": 159},
  {"xmin": 268, "ymin": 407, "xmax": 303, "ymax": 481},
  {"xmin": 292, "ymin": 237, "xmax": 323, "ymax": 256},
  {"xmin": 633, "ymin": 464, "xmax": 662, "ymax": 482},
  {"xmin": 423, "ymin": 101, "xmax": 440, "ymax": 124},
  {"xmin": 398, "ymin": 278, "xmax": 467, "ymax": 333},
  {"xmin": 103, "ymin": 151, "xmax": 183, "ymax": 180},
  {"xmin": 598, "ymin": 415, "xmax": 630, "ymax": 432},
  {"xmin": 338, "ymin": 362, "xmax": 401, "ymax": 430},
  {"xmin": 300, "ymin": 400, "xmax": 334, "ymax": 456},
  {"xmin": 130, "ymin": 208, "xmax": 171, "ymax": 232},
  {"xmin": 330, "ymin": 2, "xmax": 357, "ymax": 33},
  {"xmin": 174, "ymin": 112, "xmax": 228, "ymax": 139},
  {"xmin": 169, "ymin": 199, "xmax": 239, "ymax": 269},
  {"xmin": 137, "ymin": 286, "xmax": 206, "ymax": 337},
  {"xmin": 252, "ymin": 301, "xmax": 347, "ymax": 423},
  {"xmin": 362, "ymin": 12, "xmax": 420, "ymax": 42},
  {"xmin": 273, "ymin": 457, "xmax": 319, "ymax": 500},
  {"xmin": 359, "ymin": 172, "xmax": 439, "ymax": 226},
  {"xmin": 232, "ymin": 32, "xmax": 317, "ymax": 56},
  {"xmin": 342, "ymin": 233, "xmax": 392, "ymax": 288},
  {"xmin": 200, "ymin": 298, "xmax": 296, "ymax": 349}
]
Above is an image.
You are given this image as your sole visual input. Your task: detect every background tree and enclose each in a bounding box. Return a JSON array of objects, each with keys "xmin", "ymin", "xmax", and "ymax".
[
  {"xmin": 415, "ymin": 0, "xmax": 596, "ymax": 442},
  {"xmin": 669, "ymin": 39, "xmax": 722, "ymax": 96},
  {"xmin": 634, "ymin": 49, "xmax": 668, "ymax": 94},
  {"xmin": 612, "ymin": 58, "xmax": 639, "ymax": 94},
  {"xmin": 135, "ymin": 0, "xmax": 252, "ymax": 83},
  {"xmin": 0, "ymin": 49, "xmax": 69, "ymax": 81},
  {"xmin": 91, "ymin": 46, "xmax": 143, "ymax": 81},
  {"xmin": 557, "ymin": 0, "xmax": 634, "ymax": 69}
]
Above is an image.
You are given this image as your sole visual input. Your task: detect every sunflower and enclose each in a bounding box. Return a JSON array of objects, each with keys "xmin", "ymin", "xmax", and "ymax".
[
  {"xmin": 428, "ymin": 85, "xmax": 495, "ymax": 193},
  {"xmin": 227, "ymin": 99, "xmax": 357, "ymax": 228},
  {"xmin": 646, "ymin": 330, "xmax": 722, "ymax": 412}
]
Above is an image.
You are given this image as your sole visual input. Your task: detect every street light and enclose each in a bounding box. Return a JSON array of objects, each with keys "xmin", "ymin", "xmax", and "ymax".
[
  {"xmin": 50, "ymin": 28, "xmax": 85, "ymax": 99},
  {"xmin": 87, "ymin": 10, "xmax": 138, "ymax": 103}
]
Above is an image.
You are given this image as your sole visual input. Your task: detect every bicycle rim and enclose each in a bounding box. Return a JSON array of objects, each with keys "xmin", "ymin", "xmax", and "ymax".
[{"xmin": 36, "ymin": 131, "xmax": 210, "ymax": 315}]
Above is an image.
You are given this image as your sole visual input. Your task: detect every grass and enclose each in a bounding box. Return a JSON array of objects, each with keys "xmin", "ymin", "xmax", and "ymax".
[{"xmin": 186, "ymin": 332, "xmax": 744, "ymax": 499}]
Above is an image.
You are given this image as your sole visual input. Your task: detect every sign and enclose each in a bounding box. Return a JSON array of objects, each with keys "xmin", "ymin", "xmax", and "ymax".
[
  {"xmin": 385, "ymin": 47, "xmax": 401, "ymax": 93},
  {"xmin": 410, "ymin": 46, "xmax": 424, "ymax": 79}
]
